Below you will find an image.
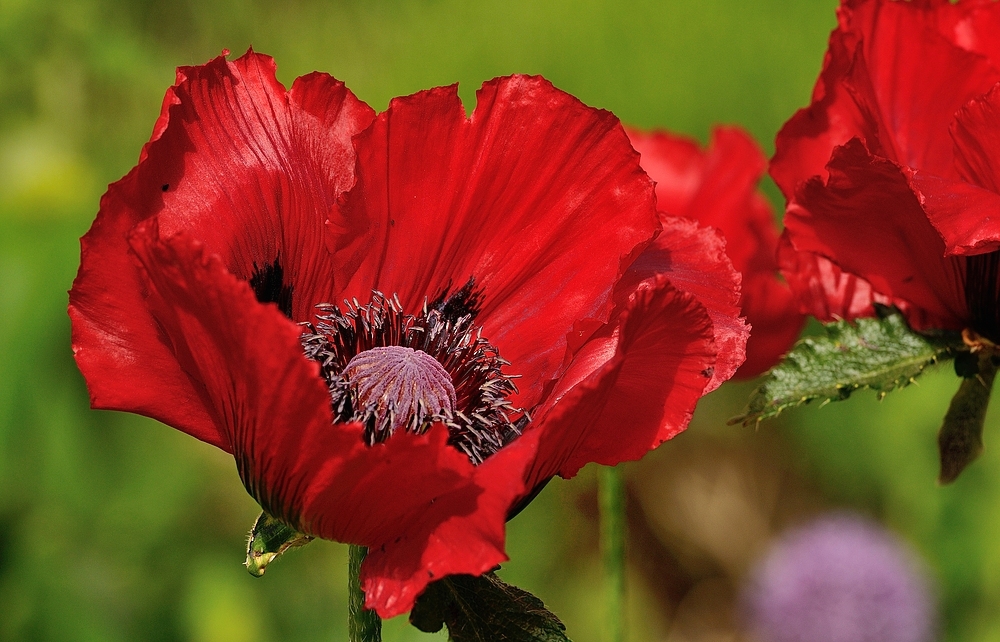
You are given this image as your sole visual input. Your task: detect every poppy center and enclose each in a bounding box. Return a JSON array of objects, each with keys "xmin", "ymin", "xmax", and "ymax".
[
  {"xmin": 300, "ymin": 281, "xmax": 528, "ymax": 464},
  {"xmin": 343, "ymin": 346, "xmax": 457, "ymax": 434}
]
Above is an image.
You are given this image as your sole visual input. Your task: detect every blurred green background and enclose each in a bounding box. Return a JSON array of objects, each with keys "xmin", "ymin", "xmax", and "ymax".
[{"xmin": 4, "ymin": 0, "xmax": 999, "ymax": 640}]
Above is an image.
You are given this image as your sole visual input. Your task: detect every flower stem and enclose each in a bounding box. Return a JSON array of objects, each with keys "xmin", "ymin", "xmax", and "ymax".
[
  {"xmin": 599, "ymin": 464, "xmax": 627, "ymax": 642},
  {"xmin": 349, "ymin": 545, "xmax": 382, "ymax": 642}
]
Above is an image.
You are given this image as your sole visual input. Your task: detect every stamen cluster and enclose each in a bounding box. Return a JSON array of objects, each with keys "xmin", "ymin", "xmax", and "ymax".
[{"xmin": 301, "ymin": 289, "xmax": 526, "ymax": 464}]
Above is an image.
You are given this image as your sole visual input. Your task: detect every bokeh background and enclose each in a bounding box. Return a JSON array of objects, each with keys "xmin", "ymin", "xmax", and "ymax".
[{"xmin": 3, "ymin": 0, "xmax": 998, "ymax": 640}]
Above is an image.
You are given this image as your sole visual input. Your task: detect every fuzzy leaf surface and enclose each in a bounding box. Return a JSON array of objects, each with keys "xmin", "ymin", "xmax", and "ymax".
[{"xmin": 732, "ymin": 308, "xmax": 960, "ymax": 426}]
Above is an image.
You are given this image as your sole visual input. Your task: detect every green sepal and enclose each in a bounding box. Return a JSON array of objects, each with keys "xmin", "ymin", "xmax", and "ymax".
[
  {"xmin": 410, "ymin": 571, "xmax": 571, "ymax": 642},
  {"xmin": 245, "ymin": 510, "xmax": 313, "ymax": 577},
  {"xmin": 938, "ymin": 355, "xmax": 999, "ymax": 484},
  {"xmin": 731, "ymin": 307, "xmax": 962, "ymax": 426}
]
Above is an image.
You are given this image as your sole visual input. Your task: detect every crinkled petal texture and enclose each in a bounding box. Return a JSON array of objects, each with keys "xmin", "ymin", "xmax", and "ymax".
[
  {"xmin": 628, "ymin": 126, "xmax": 797, "ymax": 377},
  {"xmin": 527, "ymin": 275, "xmax": 718, "ymax": 486},
  {"xmin": 125, "ymin": 221, "xmax": 535, "ymax": 617},
  {"xmin": 910, "ymin": 82, "xmax": 1000, "ymax": 256},
  {"xmin": 331, "ymin": 76, "xmax": 661, "ymax": 410},
  {"xmin": 69, "ymin": 50, "xmax": 375, "ymax": 449},
  {"xmin": 323, "ymin": 75, "xmax": 744, "ymax": 610},
  {"xmin": 772, "ymin": 0, "xmax": 1000, "ymax": 330},
  {"xmin": 612, "ymin": 216, "xmax": 746, "ymax": 392},
  {"xmin": 772, "ymin": 0, "xmax": 1000, "ymax": 194},
  {"xmin": 775, "ymin": 233, "xmax": 927, "ymax": 323},
  {"xmin": 785, "ymin": 139, "xmax": 967, "ymax": 330},
  {"xmin": 70, "ymin": 54, "xmax": 746, "ymax": 619}
]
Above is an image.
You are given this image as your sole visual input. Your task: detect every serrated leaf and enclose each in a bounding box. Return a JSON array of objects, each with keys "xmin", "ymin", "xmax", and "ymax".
[
  {"xmin": 731, "ymin": 308, "xmax": 961, "ymax": 426},
  {"xmin": 410, "ymin": 571, "xmax": 571, "ymax": 642}
]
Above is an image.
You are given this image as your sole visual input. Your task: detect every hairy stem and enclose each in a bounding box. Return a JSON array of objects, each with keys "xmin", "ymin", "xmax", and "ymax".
[{"xmin": 349, "ymin": 545, "xmax": 382, "ymax": 642}]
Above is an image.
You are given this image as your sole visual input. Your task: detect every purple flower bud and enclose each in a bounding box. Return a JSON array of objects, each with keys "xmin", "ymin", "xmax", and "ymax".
[{"xmin": 742, "ymin": 513, "xmax": 936, "ymax": 642}]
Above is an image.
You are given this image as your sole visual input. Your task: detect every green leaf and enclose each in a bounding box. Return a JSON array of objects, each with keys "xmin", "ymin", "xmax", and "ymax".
[
  {"xmin": 244, "ymin": 510, "xmax": 313, "ymax": 577},
  {"xmin": 731, "ymin": 307, "xmax": 961, "ymax": 426},
  {"xmin": 410, "ymin": 571, "xmax": 571, "ymax": 642}
]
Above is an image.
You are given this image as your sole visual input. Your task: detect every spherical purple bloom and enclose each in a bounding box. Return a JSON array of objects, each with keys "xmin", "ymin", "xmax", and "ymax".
[{"xmin": 743, "ymin": 513, "xmax": 936, "ymax": 642}]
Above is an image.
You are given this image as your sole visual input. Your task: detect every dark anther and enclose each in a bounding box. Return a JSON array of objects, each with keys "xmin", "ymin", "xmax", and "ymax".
[
  {"xmin": 430, "ymin": 277, "xmax": 482, "ymax": 323},
  {"xmin": 161, "ymin": 184, "xmax": 169, "ymax": 192},
  {"xmin": 249, "ymin": 257, "xmax": 294, "ymax": 319}
]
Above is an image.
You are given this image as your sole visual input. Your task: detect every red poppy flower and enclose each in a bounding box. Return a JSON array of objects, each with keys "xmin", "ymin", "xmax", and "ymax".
[
  {"xmin": 627, "ymin": 126, "xmax": 804, "ymax": 377},
  {"xmin": 68, "ymin": 50, "xmax": 747, "ymax": 617},
  {"xmin": 772, "ymin": 0, "xmax": 1000, "ymax": 340}
]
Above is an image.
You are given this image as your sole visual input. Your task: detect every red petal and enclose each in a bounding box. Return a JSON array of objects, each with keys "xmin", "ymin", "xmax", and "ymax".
[
  {"xmin": 906, "ymin": 83, "xmax": 1000, "ymax": 256},
  {"xmin": 771, "ymin": 0, "xmax": 1000, "ymax": 197},
  {"xmin": 952, "ymin": 83, "xmax": 1000, "ymax": 193},
  {"xmin": 69, "ymin": 51, "xmax": 374, "ymax": 447},
  {"xmin": 784, "ymin": 138, "xmax": 967, "ymax": 330},
  {"xmin": 843, "ymin": 0, "xmax": 999, "ymax": 175},
  {"xmin": 127, "ymin": 221, "xmax": 533, "ymax": 618},
  {"xmin": 770, "ymin": 6, "xmax": 873, "ymax": 200},
  {"xmin": 617, "ymin": 216, "xmax": 747, "ymax": 391},
  {"xmin": 528, "ymin": 276, "xmax": 716, "ymax": 485},
  {"xmin": 331, "ymin": 76, "xmax": 659, "ymax": 410},
  {"xmin": 906, "ymin": 171, "xmax": 1000, "ymax": 257},
  {"xmin": 739, "ymin": 276, "xmax": 802, "ymax": 376},
  {"xmin": 625, "ymin": 127, "xmax": 705, "ymax": 216},
  {"xmin": 628, "ymin": 126, "xmax": 801, "ymax": 377},
  {"xmin": 906, "ymin": 82, "xmax": 1000, "ymax": 257},
  {"xmin": 777, "ymin": 232, "xmax": 946, "ymax": 333},
  {"xmin": 361, "ymin": 427, "xmax": 538, "ymax": 617},
  {"xmin": 70, "ymin": 112, "xmax": 227, "ymax": 443},
  {"xmin": 934, "ymin": 0, "xmax": 1000, "ymax": 69},
  {"xmin": 778, "ymin": 232, "xmax": 885, "ymax": 321},
  {"xmin": 68, "ymin": 61, "xmax": 228, "ymax": 448},
  {"xmin": 126, "ymin": 220, "xmax": 339, "ymax": 521},
  {"xmin": 629, "ymin": 127, "xmax": 769, "ymax": 271},
  {"xmin": 145, "ymin": 50, "xmax": 375, "ymax": 318},
  {"xmin": 69, "ymin": 233, "xmax": 226, "ymax": 448}
]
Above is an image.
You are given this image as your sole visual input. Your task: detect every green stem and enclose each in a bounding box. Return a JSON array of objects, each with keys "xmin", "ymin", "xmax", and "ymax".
[
  {"xmin": 349, "ymin": 545, "xmax": 382, "ymax": 642},
  {"xmin": 599, "ymin": 465, "xmax": 626, "ymax": 642}
]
